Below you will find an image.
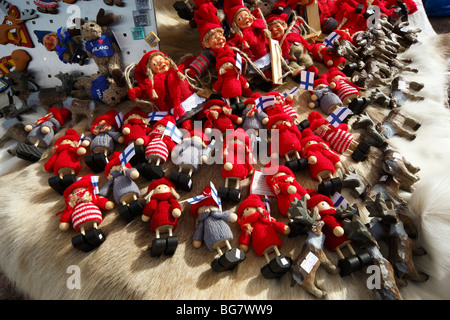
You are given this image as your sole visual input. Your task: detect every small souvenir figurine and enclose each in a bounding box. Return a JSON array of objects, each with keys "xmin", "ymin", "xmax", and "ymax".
[
  {"xmin": 189, "ymin": 186, "xmax": 246, "ymax": 272},
  {"xmin": 212, "ymin": 46, "xmax": 252, "ymax": 111},
  {"xmin": 57, "ymin": 174, "xmax": 114, "ymax": 252},
  {"xmin": 308, "ymin": 110, "xmax": 370, "ymax": 162},
  {"xmin": 170, "ymin": 128, "xmax": 210, "ymax": 192},
  {"xmin": 240, "ymin": 93, "xmax": 269, "ymax": 134},
  {"xmin": 307, "ymin": 76, "xmax": 343, "ymax": 115},
  {"xmin": 310, "ymin": 42, "xmax": 346, "ymax": 71},
  {"xmin": 142, "ymin": 178, "xmax": 182, "ymax": 257},
  {"xmin": 306, "ymin": 189, "xmax": 372, "ymax": 276},
  {"xmin": 16, "ymin": 106, "xmax": 71, "ymax": 162},
  {"xmin": 34, "ymin": 28, "xmax": 88, "ymax": 65},
  {"xmin": 186, "ymin": 2, "xmax": 228, "ymax": 79},
  {"xmin": 300, "ymin": 128, "xmax": 343, "ymax": 195},
  {"xmin": 34, "ymin": 0, "xmax": 77, "ymax": 14},
  {"xmin": 98, "ymin": 152, "xmax": 144, "ymax": 222},
  {"xmin": 218, "ymin": 128, "xmax": 254, "ymax": 202},
  {"xmin": 121, "ymin": 106, "xmax": 152, "ymax": 164},
  {"xmin": 262, "ymin": 91, "xmax": 299, "ymax": 125},
  {"xmin": 202, "ymin": 99, "xmax": 243, "ymax": 135},
  {"xmin": 237, "ymin": 194, "xmax": 292, "ymax": 279},
  {"xmin": 266, "ymin": 13, "xmax": 318, "ymax": 79},
  {"xmin": 265, "ymin": 164, "xmax": 309, "ymax": 217},
  {"xmin": 138, "ymin": 115, "xmax": 178, "ymax": 181},
  {"xmin": 83, "ymin": 110, "xmax": 124, "ymax": 173},
  {"xmin": 326, "ymin": 67, "xmax": 361, "ymax": 105},
  {"xmin": 267, "ymin": 107, "xmax": 308, "ymax": 172},
  {"xmin": 44, "ymin": 128, "xmax": 86, "ymax": 195}
]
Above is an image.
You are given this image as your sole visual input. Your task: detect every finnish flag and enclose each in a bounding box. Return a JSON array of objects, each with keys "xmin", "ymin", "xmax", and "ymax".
[
  {"xmin": 91, "ymin": 175, "xmax": 99, "ymax": 195},
  {"xmin": 326, "ymin": 107, "xmax": 353, "ymax": 127},
  {"xmin": 115, "ymin": 112, "xmax": 124, "ymax": 129},
  {"xmin": 119, "ymin": 143, "xmax": 135, "ymax": 168},
  {"xmin": 148, "ymin": 111, "xmax": 168, "ymax": 122},
  {"xmin": 210, "ymin": 181, "xmax": 222, "ymax": 211},
  {"xmin": 78, "ymin": 133, "xmax": 85, "ymax": 146},
  {"xmin": 324, "ymin": 31, "xmax": 341, "ymax": 47},
  {"xmin": 331, "ymin": 192, "xmax": 349, "ymax": 209},
  {"xmin": 236, "ymin": 52, "xmax": 243, "ymax": 73},
  {"xmin": 163, "ymin": 121, "xmax": 183, "ymax": 144},
  {"xmin": 186, "ymin": 194, "xmax": 208, "ymax": 205},
  {"xmin": 255, "ymin": 95, "xmax": 276, "ymax": 112},
  {"xmin": 283, "ymin": 86, "xmax": 299, "ymax": 98},
  {"xmin": 205, "ymin": 138, "xmax": 216, "ymax": 156},
  {"xmin": 299, "ymin": 71, "xmax": 315, "ymax": 91}
]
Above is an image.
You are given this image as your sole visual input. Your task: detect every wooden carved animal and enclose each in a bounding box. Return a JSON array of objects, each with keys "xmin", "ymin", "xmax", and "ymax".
[
  {"xmin": 0, "ymin": 121, "xmax": 27, "ymax": 155},
  {"xmin": 327, "ymin": 39, "xmax": 360, "ymax": 63},
  {"xmin": 365, "ymin": 193, "xmax": 428, "ymax": 287},
  {"xmin": 68, "ymin": 99, "xmax": 96, "ymax": 130},
  {"xmin": 0, "ymin": 1, "xmax": 38, "ymax": 46},
  {"xmin": 351, "ymin": 113, "xmax": 387, "ymax": 148},
  {"xmin": 381, "ymin": 146, "xmax": 420, "ymax": 192},
  {"xmin": 376, "ymin": 108, "xmax": 422, "ymax": 141}
]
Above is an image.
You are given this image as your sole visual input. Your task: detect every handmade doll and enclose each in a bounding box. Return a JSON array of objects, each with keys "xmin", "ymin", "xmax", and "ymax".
[
  {"xmin": 212, "ymin": 46, "xmax": 252, "ymax": 109},
  {"xmin": 98, "ymin": 152, "xmax": 144, "ymax": 222},
  {"xmin": 142, "ymin": 178, "xmax": 182, "ymax": 257},
  {"xmin": 266, "ymin": 13, "xmax": 318, "ymax": 79},
  {"xmin": 262, "ymin": 91, "xmax": 299, "ymax": 125},
  {"xmin": 237, "ymin": 194, "xmax": 292, "ymax": 279},
  {"xmin": 128, "ymin": 50, "xmax": 200, "ymax": 130},
  {"xmin": 83, "ymin": 110, "xmax": 124, "ymax": 173},
  {"xmin": 34, "ymin": 28, "xmax": 88, "ymax": 65},
  {"xmin": 189, "ymin": 186, "xmax": 246, "ymax": 272},
  {"xmin": 170, "ymin": 128, "xmax": 210, "ymax": 192},
  {"xmin": 202, "ymin": 99, "xmax": 243, "ymax": 135},
  {"xmin": 138, "ymin": 115, "xmax": 178, "ymax": 181},
  {"xmin": 17, "ymin": 106, "xmax": 71, "ymax": 162},
  {"xmin": 307, "ymin": 76, "xmax": 343, "ymax": 115},
  {"xmin": 326, "ymin": 67, "xmax": 361, "ymax": 105},
  {"xmin": 308, "ymin": 110, "xmax": 370, "ymax": 162},
  {"xmin": 300, "ymin": 128, "xmax": 343, "ymax": 195},
  {"xmin": 267, "ymin": 108, "xmax": 307, "ymax": 171},
  {"xmin": 224, "ymin": 0, "xmax": 273, "ymax": 84},
  {"xmin": 240, "ymin": 92, "xmax": 269, "ymax": 153},
  {"xmin": 265, "ymin": 164, "xmax": 309, "ymax": 217},
  {"xmin": 44, "ymin": 128, "xmax": 86, "ymax": 195},
  {"xmin": 186, "ymin": 2, "xmax": 228, "ymax": 79},
  {"xmin": 306, "ymin": 189, "xmax": 372, "ymax": 276},
  {"xmin": 310, "ymin": 42, "xmax": 346, "ymax": 70},
  {"xmin": 121, "ymin": 106, "xmax": 152, "ymax": 165},
  {"xmin": 34, "ymin": 0, "xmax": 77, "ymax": 14},
  {"xmin": 218, "ymin": 128, "xmax": 255, "ymax": 202},
  {"xmin": 57, "ymin": 174, "xmax": 114, "ymax": 252}
]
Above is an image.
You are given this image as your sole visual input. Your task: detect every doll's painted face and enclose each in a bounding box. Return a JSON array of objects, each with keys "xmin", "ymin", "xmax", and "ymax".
[
  {"xmin": 303, "ymin": 140, "xmax": 318, "ymax": 148},
  {"xmin": 315, "ymin": 200, "xmax": 332, "ymax": 211},
  {"xmin": 242, "ymin": 206, "xmax": 257, "ymax": 217},
  {"xmin": 271, "ymin": 119, "xmax": 290, "ymax": 129},
  {"xmin": 60, "ymin": 138, "xmax": 77, "ymax": 147},
  {"xmin": 235, "ymin": 10, "xmax": 254, "ymax": 30},
  {"xmin": 268, "ymin": 22, "xmax": 286, "ymax": 39},
  {"xmin": 150, "ymin": 54, "xmax": 170, "ymax": 74},
  {"xmin": 42, "ymin": 33, "xmax": 58, "ymax": 51},
  {"xmin": 219, "ymin": 62, "xmax": 235, "ymax": 75},
  {"xmin": 154, "ymin": 184, "xmax": 171, "ymax": 194},
  {"xmin": 93, "ymin": 120, "xmax": 112, "ymax": 133},
  {"xmin": 124, "ymin": 113, "xmax": 143, "ymax": 123},
  {"xmin": 205, "ymin": 30, "xmax": 226, "ymax": 50},
  {"xmin": 154, "ymin": 124, "xmax": 165, "ymax": 133}
]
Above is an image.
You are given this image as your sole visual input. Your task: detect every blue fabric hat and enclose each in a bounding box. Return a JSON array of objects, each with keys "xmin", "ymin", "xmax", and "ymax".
[{"xmin": 34, "ymin": 30, "xmax": 53, "ymax": 44}]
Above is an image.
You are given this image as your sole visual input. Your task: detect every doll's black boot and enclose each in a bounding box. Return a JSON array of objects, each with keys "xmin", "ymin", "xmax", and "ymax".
[
  {"xmin": 150, "ymin": 238, "xmax": 167, "ymax": 257},
  {"xmin": 16, "ymin": 143, "xmax": 43, "ymax": 162},
  {"xmin": 211, "ymin": 248, "xmax": 246, "ymax": 272},
  {"xmin": 261, "ymin": 254, "xmax": 292, "ymax": 279},
  {"xmin": 164, "ymin": 236, "xmax": 179, "ymax": 256}
]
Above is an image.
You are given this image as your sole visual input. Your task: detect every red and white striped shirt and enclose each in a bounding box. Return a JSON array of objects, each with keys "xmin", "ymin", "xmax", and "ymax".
[
  {"xmin": 317, "ymin": 127, "xmax": 353, "ymax": 154},
  {"xmin": 145, "ymin": 135, "xmax": 169, "ymax": 163},
  {"xmin": 71, "ymin": 202, "xmax": 103, "ymax": 232},
  {"xmin": 335, "ymin": 81, "xmax": 359, "ymax": 103}
]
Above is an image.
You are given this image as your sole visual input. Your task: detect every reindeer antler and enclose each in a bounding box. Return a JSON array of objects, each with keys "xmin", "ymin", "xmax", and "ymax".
[
  {"xmin": 96, "ymin": 8, "xmax": 116, "ymax": 27},
  {"xmin": 364, "ymin": 193, "xmax": 397, "ymax": 224},
  {"xmin": 18, "ymin": 9, "xmax": 38, "ymax": 22},
  {"xmin": 0, "ymin": 0, "xmax": 11, "ymax": 16}
]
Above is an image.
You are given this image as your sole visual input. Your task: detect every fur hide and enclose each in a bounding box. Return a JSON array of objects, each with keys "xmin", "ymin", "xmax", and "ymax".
[{"xmin": 0, "ymin": 1, "xmax": 449, "ymax": 300}]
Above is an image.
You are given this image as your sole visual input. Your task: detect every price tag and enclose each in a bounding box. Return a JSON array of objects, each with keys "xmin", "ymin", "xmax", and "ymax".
[{"xmin": 300, "ymin": 252, "xmax": 319, "ymax": 274}]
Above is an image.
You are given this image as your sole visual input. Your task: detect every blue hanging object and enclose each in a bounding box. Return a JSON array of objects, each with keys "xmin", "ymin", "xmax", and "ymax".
[{"xmin": 423, "ymin": 0, "xmax": 450, "ymax": 17}]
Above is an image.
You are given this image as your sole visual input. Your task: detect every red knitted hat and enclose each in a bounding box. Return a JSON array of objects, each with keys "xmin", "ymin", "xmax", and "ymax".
[
  {"xmin": 202, "ymin": 99, "xmax": 228, "ymax": 113},
  {"xmin": 237, "ymin": 194, "xmax": 264, "ymax": 217},
  {"xmin": 224, "ymin": 128, "xmax": 250, "ymax": 147},
  {"xmin": 194, "ymin": 2, "xmax": 223, "ymax": 48},
  {"xmin": 48, "ymin": 106, "xmax": 71, "ymax": 125},
  {"xmin": 154, "ymin": 115, "xmax": 176, "ymax": 128},
  {"xmin": 326, "ymin": 67, "xmax": 346, "ymax": 82},
  {"xmin": 313, "ymin": 75, "xmax": 329, "ymax": 89},
  {"xmin": 265, "ymin": 164, "xmax": 295, "ymax": 185},
  {"xmin": 307, "ymin": 111, "xmax": 329, "ymax": 132},
  {"xmin": 306, "ymin": 188, "xmax": 333, "ymax": 210},
  {"xmin": 185, "ymin": 128, "xmax": 209, "ymax": 144},
  {"xmin": 147, "ymin": 177, "xmax": 175, "ymax": 195},
  {"xmin": 215, "ymin": 46, "xmax": 236, "ymax": 70},
  {"xmin": 190, "ymin": 186, "xmax": 219, "ymax": 217},
  {"xmin": 63, "ymin": 174, "xmax": 95, "ymax": 200},
  {"xmin": 133, "ymin": 50, "xmax": 166, "ymax": 85},
  {"xmin": 104, "ymin": 151, "xmax": 132, "ymax": 176},
  {"xmin": 244, "ymin": 92, "xmax": 262, "ymax": 105},
  {"xmin": 92, "ymin": 110, "xmax": 119, "ymax": 131},
  {"xmin": 266, "ymin": 13, "xmax": 288, "ymax": 26},
  {"xmin": 55, "ymin": 128, "xmax": 80, "ymax": 147},
  {"xmin": 223, "ymin": 0, "xmax": 250, "ymax": 26},
  {"xmin": 267, "ymin": 111, "xmax": 292, "ymax": 129},
  {"xmin": 124, "ymin": 106, "xmax": 148, "ymax": 121},
  {"xmin": 301, "ymin": 127, "xmax": 324, "ymax": 145}
]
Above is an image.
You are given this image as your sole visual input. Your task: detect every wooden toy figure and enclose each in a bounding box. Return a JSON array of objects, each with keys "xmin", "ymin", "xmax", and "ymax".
[
  {"xmin": 218, "ymin": 128, "xmax": 255, "ymax": 202},
  {"xmin": 265, "ymin": 164, "xmax": 309, "ymax": 217},
  {"xmin": 306, "ymin": 189, "xmax": 372, "ymax": 276},
  {"xmin": 142, "ymin": 178, "xmax": 182, "ymax": 257},
  {"xmin": 307, "ymin": 76, "xmax": 343, "ymax": 115},
  {"xmin": 202, "ymin": 99, "xmax": 243, "ymax": 135},
  {"xmin": 16, "ymin": 106, "xmax": 71, "ymax": 162},
  {"xmin": 300, "ymin": 128, "xmax": 342, "ymax": 195},
  {"xmin": 262, "ymin": 91, "xmax": 300, "ymax": 126},
  {"xmin": 57, "ymin": 174, "xmax": 114, "ymax": 252},
  {"xmin": 83, "ymin": 110, "xmax": 124, "ymax": 173},
  {"xmin": 34, "ymin": 28, "xmax": 88, "ymax": 65},
  {"xmin": 98, "ymin": 152, "xmax": 144, "ymax": 222},
  {"xmin": 307, "ymin": 110, "xmax": 370, "ymax": 162},
  {"xmin": 138, "ymin": 115, "xmax": 178, "ymax": 181},
  {"xmin": 44, "ymin": 128, "xmax": 86, "ymax": 195},
  {"xmin": 170, "ymin": 128, "xmax": 210, "ymax": 192},
  {"xmin": 326, "ymin": 67, "xmax": 361, "ymax": 106},
  {"xmin": 121, "ymin": 106, "xmax": 152, "ymax": 164},
  {"xmin": 237, "ymin": 194, "xmax": 292, "ymax": 279},
  {"xmin": 189, "ymin": 186, "xmax": 246, "ymax": 272},
  {"xmin": 34, "ymin": 0, "xmax": 77, "ymax": 14},
  {"xmin": 267, "ymin": 107, "xmax": 308, "ymax": 172}
]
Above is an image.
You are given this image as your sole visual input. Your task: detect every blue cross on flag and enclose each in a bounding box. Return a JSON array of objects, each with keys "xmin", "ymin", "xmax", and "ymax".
[
  {"xmin": 210, "ymin": 181, "xmax": 222, "ymax": 211},
  {"xmin": 324, "ymin": 31, "xmax": 341, "ymax": 47},
  {"xmin": 299, "ymin": 71, "xmax": 315, "ymax": 91},
  {"xmin": 163, "ymin": 121, "xmax": 183, "ymax": 144},
  {"xmin": 331, "ymin": 192, "xmax": 349, "ymax": 209},
  {"xmin": 283, "ymin": 86, "xmax": 299, "ymax": 98},
  {"xmin": 186, "ymin": 193, "xmax": 208, "ymax": 205},
  {"xmin": 119, "ymin": 143, "xmax": 135, "ymax": 169},
  {"xmin": 78, "ymin": 133, "xmax": 85, "ymax": 146},
  {"xmin": 115, "ymin": 112, "xmax": 124, "ymax": 129},
  {"xmin": 255, "ymin": 95, "xmax": 276, "ymax": 112},
  {"xmin": 326, "ymin": 107, "xmax": 353, "ymax": 127},
  {"xmin": 91, "ymin": 175, "xmax": 99, "ymax": 195},
  {"xmin": 148, "ymin": 111, "xmax": 168, "ymax": 122},
  {"xmin": 236, "ymin": 52, "xmax": 243, "ymax": 73}
]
